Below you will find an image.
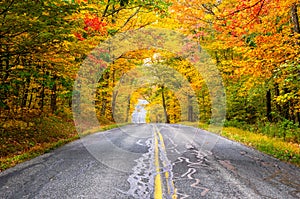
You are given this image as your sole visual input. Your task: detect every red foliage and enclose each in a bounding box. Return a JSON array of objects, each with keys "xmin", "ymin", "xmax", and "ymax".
[
  {"xmin": 74, "ymin": 15, "xmax": 108, "ymax": 41},
  {"xmin": 74, "ymin": 32, "xmax": 85, "ymax": 41},
  {"xmin": 84, "ymin": 15, "xmax": 107, "ymax": 33}
]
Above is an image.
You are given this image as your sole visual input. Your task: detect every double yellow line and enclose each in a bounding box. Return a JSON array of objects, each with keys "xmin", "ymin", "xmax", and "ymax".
[
  {"xmin": 154, "ymin": 132, "xmax": 163, "ymax": 199},
  {"xmin": 154, "ymin": 127, "xmax": 177, "ymax": 199}
]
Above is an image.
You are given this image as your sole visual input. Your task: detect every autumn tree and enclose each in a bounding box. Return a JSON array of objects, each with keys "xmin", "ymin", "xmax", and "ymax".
[
  {"xmin": 170, "ymin": 0, "xmax": 300, "ymax": 126},
  {"xmin": 0, "ymin": 0, "xmax": 80, "ymax": 121}
]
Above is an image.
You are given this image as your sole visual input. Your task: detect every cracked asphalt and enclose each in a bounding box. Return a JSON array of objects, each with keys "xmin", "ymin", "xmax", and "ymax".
[{"xmin": 0, "ymin": 124, "xmax": 299, "ymax": 198}]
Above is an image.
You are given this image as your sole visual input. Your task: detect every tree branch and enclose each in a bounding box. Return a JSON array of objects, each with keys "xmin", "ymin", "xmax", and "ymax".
[
  {"xmin": 116, "ymin": 7, "xmax": 141, "ymax": 32},
  {"xmin": 0, "ymin": 0, "xmax": 15, "ymax": 16},
  {"xmin": 102, "ymin": 0, "xmax": 110, "ymax": 18},
  {"xmin": 227, "ymin": 0, "xmax": 265, "ymax": 16}
]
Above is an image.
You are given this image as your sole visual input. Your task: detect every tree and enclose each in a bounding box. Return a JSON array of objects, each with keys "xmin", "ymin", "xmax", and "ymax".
[
  {"xmin": 0, "ymin": 0, "xmax": 79, "ymax": 120},
  {"xmin": 171, "ymin": 0, "xmax": 300, "ymax": 125}
]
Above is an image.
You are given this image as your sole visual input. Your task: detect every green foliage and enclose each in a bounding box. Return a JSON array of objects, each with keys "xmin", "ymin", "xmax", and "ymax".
[
  {"xmin": 224, "ymin": 119, "xmax": 300, "ymax": 144},
  {"xmin": 224, "ymin": 119, "xmax": 249, "ymax": 130},
  {"xmin": 257, "ymin": 120, "xmax": 300, "ymax": 143},
  {"xmin": 242, "ymin": 33, "xmax": 258, "ymax": 48}
]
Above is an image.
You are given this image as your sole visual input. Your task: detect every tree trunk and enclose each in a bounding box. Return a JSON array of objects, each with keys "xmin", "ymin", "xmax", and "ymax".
[
  {"xmin": 51, "ymin": 77, "xmax": 57, "ymax": 114},
  {"xmin": 291, "ymin": 3, "xmax": 300, "ymax": 34},
  {"xmin": 266, "ymin": 90, "xmax": 272, "ymax": 122},
  {"xmin": 283, "ymin": 88, "xmax": 290, "ymax": 120},
  {"xmin": 125, "ymin": 95, "xmax": 130, "ymax": 122},
  {"xmin": 201, "ymin": 90, "xmax": 206, "ymax": 121},
  {"xmin": 215, "ymin": 51, "xmax": 220, "ymax": 64},
  {"xmin": 4, "ymin": 48, "xmax": 10, "ymax": 81},
  {"xmin": 21, "ymin": 76, "xmax": 31, "ymax": 108},
  {"xmin": 40, "ymin": 84, "xmax": 45, "ymax": 111},
  {"xmin": 161, "ymin": 86, "xmax": 170, "ymax": 123},
  {"xmin": 28, "ymin": 92, "xmax": 33, "ymax": 109},
  {"xmin": 188, "ymin": 95, "xmax": 194, "ymax": 122},
  {"xmin": 101, "ymin": 98, "xmax": 107, "ymax": 116},
  {"xmin": 112, "ymin": 90, "xmax": 118, "ymax": 117}
]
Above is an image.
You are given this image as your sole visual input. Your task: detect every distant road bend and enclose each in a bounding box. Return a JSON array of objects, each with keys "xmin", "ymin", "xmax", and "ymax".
[{"xmin": 0, "ymin": 124, "xmax": 299, "ymax": 198}]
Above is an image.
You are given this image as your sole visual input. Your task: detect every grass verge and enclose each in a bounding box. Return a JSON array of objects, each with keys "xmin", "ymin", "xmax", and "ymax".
[
  {"xmin": 221, "ymin": 127, "xmax": 300, "ymax": 166},
  {"xmin": 180, "ymin": 122, "xmax": 300, "ymax": 166},
  {"xmin": 0, "ymin": 117, "xmax": 128, "ymax": 172}
]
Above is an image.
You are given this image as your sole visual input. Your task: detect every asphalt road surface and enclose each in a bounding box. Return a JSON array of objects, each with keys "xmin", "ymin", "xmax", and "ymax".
[{"xmin": 0, "ymin": 124, "xmax": 299, "ymax": 198}]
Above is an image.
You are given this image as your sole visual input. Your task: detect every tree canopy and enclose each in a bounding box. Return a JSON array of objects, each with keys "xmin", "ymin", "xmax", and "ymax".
[{"xmin": 1, "ymin": 0, "xmax": 299, "ymax": 142}]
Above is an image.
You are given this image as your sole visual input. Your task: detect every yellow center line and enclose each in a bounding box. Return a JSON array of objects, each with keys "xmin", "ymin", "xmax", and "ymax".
[
  {"xmin": 154, "ymin": 130, "xmax": 163, "ymax": 199},
  {"xmin": 154, "ymin": 126, "xmax": 177, "ymax": 199}
]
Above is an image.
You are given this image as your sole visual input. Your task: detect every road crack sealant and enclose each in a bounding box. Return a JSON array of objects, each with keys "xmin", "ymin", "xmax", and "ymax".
[
  {"xmin": 118, "ymin": 137, "xmax": 155, "ymax": 198},
  {"xmin": 118, "ymin": 126, "xmax": 176, "ymax": 199},
  {"xmin": 172, "ymin": 144, "xmax": 211, "ymax": 198}
]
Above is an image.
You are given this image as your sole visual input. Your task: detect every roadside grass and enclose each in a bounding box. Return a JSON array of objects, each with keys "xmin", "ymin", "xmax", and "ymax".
[
  {"xmin": 179, "ymin": 121, "xmax": 300, "ymax": 166},
  {"xmin": 0, "ymin": 116, "xmax": 127, "ymax": 172},
  {"xmin": 221, "ymin": 127, "xmax": 300, "ymax": 166}
]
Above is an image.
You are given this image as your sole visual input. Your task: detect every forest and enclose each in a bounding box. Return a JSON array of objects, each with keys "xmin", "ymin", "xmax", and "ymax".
[{"xmin": 0, "ymin": 0, "xmax": 299, "ymax": 169}]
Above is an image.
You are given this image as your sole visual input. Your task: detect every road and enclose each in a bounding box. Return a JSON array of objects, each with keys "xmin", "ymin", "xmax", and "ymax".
[{"xmin": 0, "ymin": 124, "xmax": 299, "ymax": 198}]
